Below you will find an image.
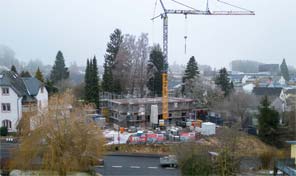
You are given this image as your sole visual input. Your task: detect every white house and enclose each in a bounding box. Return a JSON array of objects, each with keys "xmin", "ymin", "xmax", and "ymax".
[{"xmin": 0, "ymin": 71, "xmax": 48, "ymax": 132}]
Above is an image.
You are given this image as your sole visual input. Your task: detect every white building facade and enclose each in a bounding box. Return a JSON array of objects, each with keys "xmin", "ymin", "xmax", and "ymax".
[{"xmin": 0, "ymin": 71, "xmax": 48, "ymax": 132}]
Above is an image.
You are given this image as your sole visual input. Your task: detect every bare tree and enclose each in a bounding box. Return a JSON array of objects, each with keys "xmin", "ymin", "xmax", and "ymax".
[
  {"xmin": 221, "ymin": 91, "xmax": 258, "ymax": 128},
  {"xmin": 215, "ymin": 128, "xmax": 241, "ymax": 176},
  {"xmin": 113, "ymin": 34, "xmax": 136, "ymax": 94},
  {"xmin": 11, "ymin": 91, "xmax": 105, "ymax": 175},
  {"xmin": 135, "ymin": 33, "xmax": 149, "ymax": 97},
  {"xmin": 113, "ymin": 33, "xmax": 149, "ymax": 96},
  {"xmin": 182, "ymin": 77, "xmax": 224, "ymax": 108}
]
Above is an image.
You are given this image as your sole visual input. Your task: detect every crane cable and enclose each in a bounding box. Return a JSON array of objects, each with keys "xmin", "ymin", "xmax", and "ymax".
[
  {"xmin": 217, "ymin": 0, "xmax": 253, "ymax": 12},
  {"xmin": 169, "ymin": 0, "xmax": 200, "ymax": 11},
  {"xmin": 184, "ymin": 14, "xmax": 188, "ymax": 55}
]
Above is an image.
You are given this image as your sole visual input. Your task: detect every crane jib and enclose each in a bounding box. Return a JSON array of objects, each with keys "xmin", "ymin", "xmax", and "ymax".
[{"xmin": 154, "ymin": 0, "xmax": 254, "ymax": 125}]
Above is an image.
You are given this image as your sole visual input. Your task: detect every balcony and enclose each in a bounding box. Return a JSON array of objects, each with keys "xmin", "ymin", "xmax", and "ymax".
[{"xmin": 22, "ymin": 105, "xmax": 38, "ymax": 113}]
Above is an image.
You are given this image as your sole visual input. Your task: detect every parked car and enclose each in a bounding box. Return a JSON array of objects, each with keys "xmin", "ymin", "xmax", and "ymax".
[
  {"xmin": 160, "ymin": 155, "xmax": 178, "ymax": 167},
  {"xmin": 93, "ymin": 158, "xmax": 104, "ymax": 166},
  {"xmin": 128, "ymin": 126, "xmax": 137, "ymax": 133}
]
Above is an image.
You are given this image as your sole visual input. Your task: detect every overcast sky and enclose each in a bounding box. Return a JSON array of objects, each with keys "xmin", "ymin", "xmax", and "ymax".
[{"xmin": 0, "ymin": 0, "xmax": 295, "ymax": 69}]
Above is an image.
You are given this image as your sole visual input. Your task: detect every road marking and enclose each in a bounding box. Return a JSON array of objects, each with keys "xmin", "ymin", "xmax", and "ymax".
[
  {"xmin": 148, "ymin": 167, "xmax": 158, "ymax": 169},
  {"xmin": 165, "ymin": 167, "xmax": 176, "ymax": 170},
  {"xmin": 112, "ymin": 166, "xmax": 123, "ymax": 168},
  {"xmin": 130, "ymin": 166, "xmax": 140, "ymax": 169}
]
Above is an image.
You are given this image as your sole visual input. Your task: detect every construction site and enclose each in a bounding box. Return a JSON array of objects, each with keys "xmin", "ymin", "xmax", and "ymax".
[
  {"xmin": 107, "ymin": 97, "xmax": 195, "ymax": 127},
  {"xmin": 101, "ymin": 0, "xmax": 254, "ymax": 129}
]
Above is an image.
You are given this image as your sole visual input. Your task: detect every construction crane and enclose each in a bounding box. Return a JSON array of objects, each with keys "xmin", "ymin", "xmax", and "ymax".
[{"xmin": 152, "ymin": 0, "xmax": 255, "ymax": 122}]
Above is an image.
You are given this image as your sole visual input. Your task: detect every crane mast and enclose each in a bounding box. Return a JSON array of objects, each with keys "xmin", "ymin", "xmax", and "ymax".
[{"xmin": 155, "ymin": 0, "xmax": 255, "ymax": 122}]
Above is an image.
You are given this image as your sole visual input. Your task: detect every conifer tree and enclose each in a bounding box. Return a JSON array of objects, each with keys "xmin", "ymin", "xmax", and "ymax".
[
  {"xmin": 35, "ymin": 67, "xmax": 44, "ymax": 83},
  {"xmin": 45, "ymin": 79, "xmax": 58, "ymax": 96},
  {"xmin": 258, "ymin": 96, "xmax": 279, "ymax": 146},
  {"xmin": 215, "ymin": 68, "xmax": 233, "ymax": 96},
  {"xmin": 10, "ymin": 65, "xmax": 18, "ymax": 74},
  {"xmin": 182, "ymin": 56, "xmax": 200, "ymax": 94},
  {"xmin": 84, "ymin": 57, "xmax": 100, "ymax": 108},
  {"xmin": 84, "ymin": 59, "xmax": 91, "ymax": 101},
  {"xmin": 90, "ymin": 56, "xmax": 100, "ymax": 107},
  {"xmin": 20, "ymin": 71, "xmax": 32, "ymax": 77},
  {"xmin": 147, "ymin": 45, "xmax": 164, "ymax": 97},
  {"xmin": 280, "ymin": 58, "xmax": 290, "ymax": 81},
  {"xmin": 183, "ymin": 56, "xmax": 199, "ymax": 81},
  {"xmin": 50, "ymin": 51, "xmax": 69, "ymax": 84},
  {"xmin": 102, "ymin": 29, "xmax": 123, "ymax": 93}
]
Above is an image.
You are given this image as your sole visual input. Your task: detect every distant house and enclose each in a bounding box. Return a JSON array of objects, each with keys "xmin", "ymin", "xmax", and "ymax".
[
  {"xmin": 252, "ymin": 87, "xmax": 283, "ymax": 101},
  {"xmin": 280, "ymin": 88, "xmax": 296, "ymax": 112},
  {"xmin": 229, "ymin": 74, "xmax": 245, "ymax": 85},
  {"xmin": 0, "ymin": 71, "xmax": 48, "ymax": 132}
]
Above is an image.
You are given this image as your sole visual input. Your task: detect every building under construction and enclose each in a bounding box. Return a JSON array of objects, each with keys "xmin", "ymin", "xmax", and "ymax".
[{"xmin": 107, "ymin": 97, "xmax": 195, "ymax": 127}]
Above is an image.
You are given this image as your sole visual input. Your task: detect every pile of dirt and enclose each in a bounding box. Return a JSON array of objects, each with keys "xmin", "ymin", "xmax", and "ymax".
[{"xmin": 105, "ymin": 144, "xmax": 170, "ymax": 155}]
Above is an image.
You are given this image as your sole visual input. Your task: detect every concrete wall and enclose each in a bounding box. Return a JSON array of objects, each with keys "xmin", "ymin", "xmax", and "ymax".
[{"xmin": 108, "ymin": 100, "xmax": 194, "ymax": 124}]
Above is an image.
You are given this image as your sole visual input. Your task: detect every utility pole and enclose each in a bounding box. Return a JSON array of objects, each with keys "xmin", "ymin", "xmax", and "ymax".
[{"xmin": 152, "ymin": 0, "xmax": 254, "ymax": 123}]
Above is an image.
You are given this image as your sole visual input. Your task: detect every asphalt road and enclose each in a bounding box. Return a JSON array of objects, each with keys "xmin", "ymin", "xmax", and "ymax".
[
  {"xmin": 0, "ymin": 140, "xmax": 17, "ymax": 159},
  {"xmin": 1, "ymin": 140, "xmax": 180, "ymax": 176},
  {"xmin": 96, "ymin": 155, "xmax": 180, "ymax": 176}
]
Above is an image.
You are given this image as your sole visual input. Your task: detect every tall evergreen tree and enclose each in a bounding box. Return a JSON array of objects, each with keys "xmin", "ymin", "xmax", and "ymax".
[
  {"xmin": 84, "ymin": 57, "xmax": 100, "ymax": 108},
  {"xmin": 183, "ymin": 56, "xmax": 199, "ymax": 81},
  {"xmin": 84, "ymin": 59, "xmax": 92, "ymax": 101},
  {"xmin": 90, "ymin": 56, "xmax": 100, "ymax": 107},
  {"xmin": 215, "ymin": 68, "xmax": 233, "ymax": 96},
  {"xmin": 280, "ymin": 58, "xmax": 290, "ymax": 81},
  {"xmin": 50, "ymin": 51, "xmax": 69, "ymax": 83},
  {"xmin": 182, "ymin": 56, "xmax": 200, "ymax": 94},
  {"xmin": 10, "ymin": 65, "xmax": 18, "ymax": 74},
  {"xmin": 147, "ymin": 45, "xmax": 164, "ymax": 97},
  {"xmin": 35, "ymin": 67, "xmax": 44, "ymax": 83},
  {"xmin": 102, "ymin": 29, "xmax": 123, "ymax": 93},
  {"xmin": 258, "ymin": 96, "xmax": 279, "ymax": 146}
]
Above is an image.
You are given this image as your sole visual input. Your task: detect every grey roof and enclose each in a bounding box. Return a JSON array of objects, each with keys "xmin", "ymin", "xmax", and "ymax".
[
  {"xmin": 22, "ymin": 77, "xmax": 42, "ymax": 96},
  {"xmin": 229, "ymin": 74, "xmax": 244, "ymax": 81},
  {"xmin": 0, "ymin": 71, "xmax": 28, "ymax": 96},
  {"xmin": 0, "ymin": 71, "xmax": 38, "ymax": 103},
  {"xmin": 252, "ymin": 87, "xmax": 283, "ymax": 97}
]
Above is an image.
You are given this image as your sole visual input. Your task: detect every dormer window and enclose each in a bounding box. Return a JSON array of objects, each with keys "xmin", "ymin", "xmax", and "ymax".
[
  {"xmin": 41, "ymin": 86, "xmax": 44, "ymax": 93},
  {"xmin": 2, "ymin": 88, "xmax": 9, "ymax": 95}
]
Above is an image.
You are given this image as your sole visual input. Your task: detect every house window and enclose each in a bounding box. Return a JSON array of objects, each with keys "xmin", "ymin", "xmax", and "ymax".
[
  {"xmin": 2, "ymin": 88, "xmax": 9, "ymax": 95},
  {"xmin": 2, "ymin": 120, "xmax": 12, "ymax": 129},
  {"xmin": 41, "ymin": 87, "xmax": 44, "ymax": 93},
  {"xmin": 1, "ymin": 103, "xmax": 11, "ymax": 112}
]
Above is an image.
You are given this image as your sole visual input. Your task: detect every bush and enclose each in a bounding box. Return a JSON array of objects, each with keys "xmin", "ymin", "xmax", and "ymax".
[
  {"xmin": 215, "ymin": 148, "xmax": 238, "ymax": 176},
  {"xmin": 259, "ymin": 150, "xmax": 274, "ymax": 169},
  {"xmin": 0, "ymin": 126, "xmax": 8, "ymax": 136},
  {"xmin": 180, "ymin": 154, "xmax": 213, "ymax": 176}
]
